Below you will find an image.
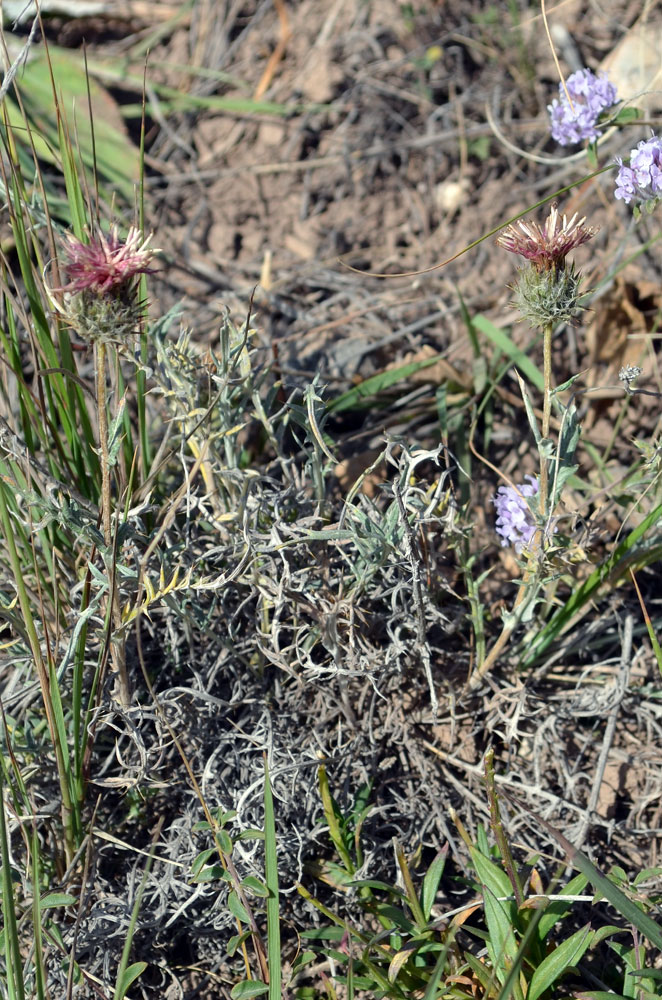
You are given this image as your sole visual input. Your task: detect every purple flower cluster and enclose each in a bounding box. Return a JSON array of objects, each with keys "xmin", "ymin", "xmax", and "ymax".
[
  {"xmin": 548, "ymin": 68, "xmax": 618, "ymax": 146},
  {"xmin": 492, "ymin": 476, "xmax": 539, "ymax": 553},
  {"xmin": 614, "ymin": 135, "xmax": 662, "ymax": 205}
]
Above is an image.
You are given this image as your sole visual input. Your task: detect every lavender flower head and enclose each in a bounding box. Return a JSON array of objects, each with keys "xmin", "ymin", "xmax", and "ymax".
[
  {"xmin": 548, "ymin": 68, "xmax": 618, "ymax": 146},
  {"xmin": 493, "ymin": 476, "xmax": 539, "ymax": 553},
  {"xmin": 614, "ymin": 135, "xmax": 662, "ymax": 205}
]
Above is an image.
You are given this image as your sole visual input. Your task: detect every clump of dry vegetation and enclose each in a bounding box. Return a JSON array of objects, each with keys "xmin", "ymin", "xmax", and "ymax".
[{"xmin": 1, "ymin": 3, "xmax": 662, "ymax": 999}]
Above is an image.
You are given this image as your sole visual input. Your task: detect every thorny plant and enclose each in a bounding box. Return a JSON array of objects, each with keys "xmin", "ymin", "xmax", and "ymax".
[
  {"xmin": 465, "ymin": 70, "xmax": 662, "ymax": 687},
  {"xmin": 47, "ymin": 225, "xmax": 159, "ymax": 710},
  {"xmin": 2, "ymin": 13, "xmax": 662, "ymax": 1000}
]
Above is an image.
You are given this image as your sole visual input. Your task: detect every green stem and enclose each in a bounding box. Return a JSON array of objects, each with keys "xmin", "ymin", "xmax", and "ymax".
[
  {"xmin": 95, "ymin": 341, "xmax": 130, "ymax": 707},
  {"xmin": 539, "ymin": 322, "xmax": 553, "ymax": 517},
  {"xmin": 96, "ymin": 342, "xmax": 112, "ymax": 550},
  {"xmin": 471, "ymin": 324, "xmax": 554, "ymax": 686},
  {"xmin": 484, "ymin": 748, "xmax": 523, "ymax": 906},
  {"xmin": 0, "ymin": 766, "xmax": 25, "ymax": 1000},
  {"xmin": 467, "ymin": 567, "xmax": 540, "ymax": 689}
]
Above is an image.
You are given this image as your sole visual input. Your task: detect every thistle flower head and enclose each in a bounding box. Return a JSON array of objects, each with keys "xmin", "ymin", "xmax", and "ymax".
[
  {"xmin": 614, "ymin": 135, "xmax": 662, "ymax": 207},
  {"xmin": 492, "ymin": 476, "xmax": 539, "ymax": 553},
  {"xmin": 548, "ymin": 68, "xmax": 618, "ymax": 146},
  {"xmin": 497, "ymin": 206, "xmax": 596, "ymax": 328},
  {"xmin": 496, "ymin": 205, "xmax": 596, "ymax": 273},
  {"xmin": 52, "ymin": 225, "xmax": 159, "ymax": 345},
  {"xmin": 61, "ymin": 225, "xmax": 157, "ymax": 294}
]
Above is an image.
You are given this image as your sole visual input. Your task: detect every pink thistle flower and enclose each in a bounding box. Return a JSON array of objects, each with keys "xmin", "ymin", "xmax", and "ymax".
[
  {"xmin": 496, "ymin": 204, "xmax": 596, "ymax": 273},
  {"xmin": 61, "ymin": 225, "xmax": 158, "ymax": 295},
  {"xmin": 492, "ymin": 476, "xmax": 539, "ymax": 553},
  {"xmin": 51, "ymin": 225, "xmax": 160, "ymax": 344}
]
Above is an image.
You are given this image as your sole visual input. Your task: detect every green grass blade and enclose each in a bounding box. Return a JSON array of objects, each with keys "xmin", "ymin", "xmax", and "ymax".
[
  {"xmin": 505, "ymin": 795, "xmax": 662, "ymax": 950},
  {"xmin": 471, "ymin": 851, "xmax": 518, "ymax": 987},
  {"xmin": 113, "ymin": 85, "xmax": 304, "ymax": 118},
  {"xmin": 527, "ymin": 925, "xmax": 593, "ymax": 1000},
  {"xmin": 47, "ymin": 657, "xmax": 80, "ymax": 845},
  {"xmin": 535, "ymin": 873, "xmax": 588, "ymax": 940},
  {"xmin": 263, "ymin": 759, "xmax": 281, "ymax": 1000},
  {"xmin": 136, "ymin": 86, "xmax": 151, "ymax": 479},
  {"xmin": 31, "ymin": 826, "xmax": 46, "ymax": 1000},
  {"xmin": 5, "ymin": 40, "xmax": 140, "ymax": 201},
  {"xmin": 571, "ymin": 858, "xmax": 662, "ymax": 950},
  {"xmin": 472, "ymin": 315, "xmax": 544, "ymax": 391},
  {"xmin": 630, "ymin": 569, "xmax": 662, "ymax": 675},
  {"xmin": 326, "ymin": 355, "xmax": 444, "ymax": 414},
  {"xmin": 523, "ymin": 498, "xmax": 662, "ymax": 664},
  {"xmin": 394, "ymin": 842, "xmax": 427, "ymax": 930},
  {"xmin": 112, "ymin": 820, "xmax": 163, "ymax": 1000},
  {"xmin": 3, "ymin": 159, "xmax": 97, "ymax": 492},
  {"xmin": 318, "ymin": 763, "xmax": 355, "ymax": 874},
  {"xmin": 346, "ymin": 945, "xmax": 354, "ymax": 1000},
  {"xmin": 579, "ymin": 993, "xmax": 630, "ymax": 1000},
  {"xmin": 0, "ymin": 767, "xmax": 25, "ymax": 1000},
  {"xmin": 421, "ymin": 936, "xmax": 456, "ymax": 1000},
  {"xmin": 420, "ymin": 846, "xmax": 447, "ymax": 922},
  {"xmin": 56, "ymin": 104, "xmax": 89, "ymax": 240},
  {"xmin": 470, "ymin": 848, "xmax": 513, "ymax": 898}
]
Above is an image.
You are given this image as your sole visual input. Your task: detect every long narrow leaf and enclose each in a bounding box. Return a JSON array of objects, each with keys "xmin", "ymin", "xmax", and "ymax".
[
  {"xmin": 524, "ymin": 499, "xmax": 662, "ymax": 663},
  {"xmin": 263, "ymin": 760, "xmax": 281, "ymax": 1000},
  {"xmin": 4, "ymin": 41, "xmax": 140, "ymax": 200},
  {"xmin": 31, "ymin": 826, "xmax": 46, "ymax": 1000},
  {"xmin": 318, "ymin": 764, "xmax": 354, "ymax": 874},
  {"xmin": 504, "ymin": 794, "xmax": 662, "ymax": 950},
  {"xmin": 394, "ymin": 841, "xmax": 427, "ymax": 930},
  {"xmin": 471, "ymin": 850, "xmax": 519, "ymax": 987},
  {"xmin": 535, "ymin": 873, "xmax": 588, "ymax": 940},
  {"xmin": 0, "ymin": 767, "xmax": 25, "ymax": 1000},
  {"xmin": 472, "ymin": 315, "xmax": 544, "ymax": 391},
  {"xmin": 326, "ymin": 356, "xmax": 444, "ymax": 414},
  {"xmin": 527, "ymin": 925, "xmax": 594, "ymax": 1000},
  {"xmin": 421, "ymin": 846, "xmax": 447, "ymax": 922}
]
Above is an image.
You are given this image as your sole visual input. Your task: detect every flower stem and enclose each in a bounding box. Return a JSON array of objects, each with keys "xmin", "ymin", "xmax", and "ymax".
[
  {"xmin": 538, "ymin": 322, "xmax": 553, "ymax": 518},
  {"xmin": 468, "ymin": 323, "xmax": 554, "ymax": 689},
  {"xmin": 95, "ymin": 341, "xmax": 130, "ymax": 707},
  {"xmin": 467, "ymin": 567, "xmax": 540, "ymax": 689},
  {"xmin": 96, "ymin": 342, "xmax": 112, "ymax": 550}
]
